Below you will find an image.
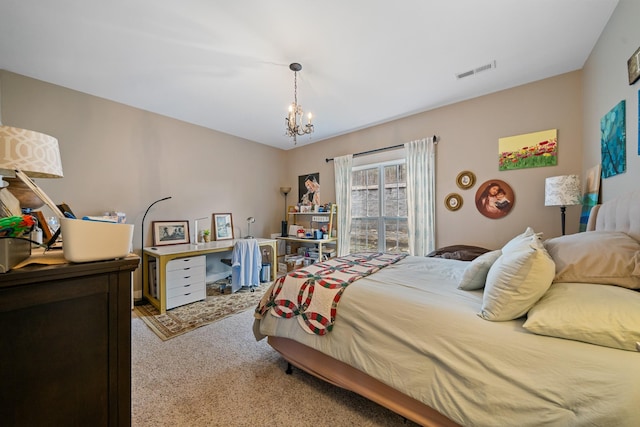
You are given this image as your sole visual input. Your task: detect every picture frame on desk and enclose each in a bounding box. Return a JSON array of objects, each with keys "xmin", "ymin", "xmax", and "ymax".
[
  {"xmin": 152, "ymin": 220, "xmax": 190, "ymax": 246},
  {"xmin": 212, "ymin": 213, "xmax": 234, "ymax": 240}
]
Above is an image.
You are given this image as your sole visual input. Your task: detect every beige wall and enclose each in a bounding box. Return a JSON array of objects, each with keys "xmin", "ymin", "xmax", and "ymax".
[
  {"xmin": 0, "ymin": 70, "xmax": 287, "ymax": 295},
  {"xmin": 0, "ymin": 70, "xmax": 587, "ymax": 277},
  {"xmin": 285, "ymin": 71, "xmax": 584, "ymax": 249},
  {"xmin": 582, "ymin": 0, "xmax": 640, "ymax": 201}
]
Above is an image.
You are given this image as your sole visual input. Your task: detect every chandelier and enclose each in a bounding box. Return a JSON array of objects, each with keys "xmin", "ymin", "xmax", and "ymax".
[{"xmin": 285, "ymin": 63, "xmax": 313, "ymax": 144}]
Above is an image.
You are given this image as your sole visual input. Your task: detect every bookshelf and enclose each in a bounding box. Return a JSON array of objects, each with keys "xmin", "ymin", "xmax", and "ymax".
[{"xmin": 276, "ymin": 204, "xmax": 338, "ymax": 273}]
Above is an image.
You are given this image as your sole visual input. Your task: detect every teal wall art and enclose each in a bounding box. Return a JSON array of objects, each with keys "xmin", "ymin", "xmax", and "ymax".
[{"xmin": 600, "ymin": 100, "xmax": 626, "ymax": 178}]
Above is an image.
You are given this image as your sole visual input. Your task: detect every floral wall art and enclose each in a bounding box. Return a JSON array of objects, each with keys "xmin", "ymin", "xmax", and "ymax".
[{"xmin": 498, "ymin": 129, "xmax": 557, "ymax": 171}]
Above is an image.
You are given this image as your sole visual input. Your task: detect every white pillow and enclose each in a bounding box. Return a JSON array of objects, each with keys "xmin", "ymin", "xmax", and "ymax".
[
  {"xmin": 500, "ymin": 226, "xmax": 542, "ymax": 254},
  {"xmin": 544, "ymin": 231, "xmax": 640, "ymax": 289},
  {"xmin": 524, "ymin": 282, "xmax": 640, "ymax": 351},
  {"xmin": 479, "ymin": 230, "xmax": 555, "ymax": 321},
  {"xmin": 458, "ymin": 250, "xmax": 502, "ymax": 290}
]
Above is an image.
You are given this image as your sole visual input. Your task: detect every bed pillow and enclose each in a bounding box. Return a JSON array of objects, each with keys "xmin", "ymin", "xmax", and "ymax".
[
  {"xmin": 544, "ymin": 231, "xmax": 640, "ymax": 289},
  {"xmin": 427, "ymin": 244, "xmax": 491, "ymax": 261},
  {"xmin": 458, "ymin": 250, "xmax": 502, "ymax": 290},
  {"xmin": 500, "ymin": 226, "xmax": 542, "ymax": 253},
  {"xmin": 523, "ymin": 282, "xmax": 640, "ymax": 351},
  {"xmin": 479, "ymin": 230, "xmax": 555, "ymax": 321}
]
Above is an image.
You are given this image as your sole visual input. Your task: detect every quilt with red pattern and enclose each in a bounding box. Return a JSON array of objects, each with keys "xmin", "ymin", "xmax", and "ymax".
[{"xmin": 255, "ymin": 252, "xmax": 407, "ymax": 335}]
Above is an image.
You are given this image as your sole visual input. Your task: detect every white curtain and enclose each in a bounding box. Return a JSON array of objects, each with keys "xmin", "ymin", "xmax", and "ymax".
[
  {"xmin": 333, "ymin": 154, "xmax": 353, "ymax": 256},
  {"xmin": 405, "ymin": 137, "xmax": 436, "ymax": 256}
]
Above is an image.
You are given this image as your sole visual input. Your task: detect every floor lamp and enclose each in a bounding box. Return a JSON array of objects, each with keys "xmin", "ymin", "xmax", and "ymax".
[
  {"xmin": 139, "ymin": 196, "xmax": 171, "ymax": 304},
  {"xmin": 280, "ymin": 186, "xmax": 291, "ymax": 237},
  {"xmin": 544, "ymin": 175, "xmax": 582, "ymax": 235}
]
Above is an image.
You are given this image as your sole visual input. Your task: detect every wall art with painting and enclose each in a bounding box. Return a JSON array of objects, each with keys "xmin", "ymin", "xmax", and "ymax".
[
  {"xmin": 600, "ymin": 100, "xmax": 626, "ymax": 178},
  {"xmin": 498, "ymin": 129, "xmax": 557, "ymax": 171}
]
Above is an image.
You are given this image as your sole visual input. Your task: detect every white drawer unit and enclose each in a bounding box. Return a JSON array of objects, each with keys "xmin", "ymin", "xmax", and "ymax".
[
  {"xmin": 142, "ymin": 239, "xmax": 277, "ymax": 314},
  {"xmin": 164, "ymin": 256, "xmax": 206, "ymax": 310}
]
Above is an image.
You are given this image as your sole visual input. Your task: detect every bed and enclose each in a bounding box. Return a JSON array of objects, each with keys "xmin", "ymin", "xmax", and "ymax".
[{"xmin": 254, "ymin": 190, "xmax": 640, "ymax": 426}]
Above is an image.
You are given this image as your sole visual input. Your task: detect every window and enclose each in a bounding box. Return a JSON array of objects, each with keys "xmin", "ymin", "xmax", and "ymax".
[{"xmin": 350, "ymin": 160, "xmax": 408, "ymax": 253}]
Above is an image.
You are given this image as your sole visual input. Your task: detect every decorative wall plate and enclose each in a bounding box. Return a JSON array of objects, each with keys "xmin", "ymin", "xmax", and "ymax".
[
  {"xmin": 474, "ymin": 179, "xmax": 515, "ymax": 219},
  {"xmin": 445, "ymin": 193, "xmax": 463, "ymax": 211},
  {"xmin": 456, "ymin": 171, "xmax": 476, "ymax": 189}
]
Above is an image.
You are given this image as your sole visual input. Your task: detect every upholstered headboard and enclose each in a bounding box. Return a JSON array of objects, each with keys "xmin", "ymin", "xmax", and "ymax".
[{"xmin": 586, "ymin": 190, "xmax": 640, "ymax": 241}]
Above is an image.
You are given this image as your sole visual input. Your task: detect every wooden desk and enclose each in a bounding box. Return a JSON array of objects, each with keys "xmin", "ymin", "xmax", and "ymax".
[{"xmin": 143, "ymin": 238, "xmax": 277, "ymax": 314}]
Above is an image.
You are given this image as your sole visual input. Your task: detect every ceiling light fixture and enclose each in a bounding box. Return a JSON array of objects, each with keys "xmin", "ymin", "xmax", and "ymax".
[{"xmin": 285, "ymin": 63, "xmax": 313, "ymax": 145}]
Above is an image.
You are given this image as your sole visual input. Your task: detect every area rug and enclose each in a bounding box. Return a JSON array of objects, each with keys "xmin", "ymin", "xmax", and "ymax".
[{"xmin": 134, "ymin": 282, "xmax": 267, "ymax": 341}]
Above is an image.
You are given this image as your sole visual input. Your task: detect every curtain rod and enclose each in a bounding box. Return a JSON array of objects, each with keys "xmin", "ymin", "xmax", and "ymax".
[{"xmin": 325, "ymin": 135, "xmax": 438, "ymax": 162}]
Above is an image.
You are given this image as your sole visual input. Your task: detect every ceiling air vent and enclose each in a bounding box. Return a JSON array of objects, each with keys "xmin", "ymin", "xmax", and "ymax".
[{"xmin": 456, "ymin": 60, "xmax": 497, "ymax": 80}]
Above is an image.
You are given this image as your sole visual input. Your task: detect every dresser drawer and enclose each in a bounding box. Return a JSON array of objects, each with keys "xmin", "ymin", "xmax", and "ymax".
[
  {"xmin": 166, "ymin": 287, "xmax": 206, "ymax": 310},
  {"xmin": 166, "ymin": 256, "xmax": 205, "ymax": 272},
  {"xmin": 166, "ymin": 265, "xmax": 205, "ymax": 288},
  {"xmin": 166, "ymin": 280, "xmax": 206, "ymax": 299}
]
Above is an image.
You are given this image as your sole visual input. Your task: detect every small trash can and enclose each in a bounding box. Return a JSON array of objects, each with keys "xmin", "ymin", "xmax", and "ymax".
[{"xmin": 260, "ymin": 263, "xmax": 271, "ymax": 282}]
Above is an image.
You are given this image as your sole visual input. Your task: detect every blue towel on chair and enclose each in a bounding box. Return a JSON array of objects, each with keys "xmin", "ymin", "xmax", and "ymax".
[{"xmin": 231, "ymin": 239, "xmax": 262, "ymax": 292}]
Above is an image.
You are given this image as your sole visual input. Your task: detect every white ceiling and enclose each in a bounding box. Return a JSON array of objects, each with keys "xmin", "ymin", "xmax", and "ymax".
[{"xmin": 0, "ymin": 0, "xmax": 618, "ymax": 150}]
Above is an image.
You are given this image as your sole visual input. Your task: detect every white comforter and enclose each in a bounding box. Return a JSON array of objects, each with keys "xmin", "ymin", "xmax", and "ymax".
[{"xmin": 256, "ymin": 256, "xmax": 640, "ymax": 426}]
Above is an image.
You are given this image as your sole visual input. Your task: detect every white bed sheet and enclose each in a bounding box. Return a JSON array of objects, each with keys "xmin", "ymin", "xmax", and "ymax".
[{"xmin": 257, "ymin": 255, "xmax": 640, "ymax": 426}]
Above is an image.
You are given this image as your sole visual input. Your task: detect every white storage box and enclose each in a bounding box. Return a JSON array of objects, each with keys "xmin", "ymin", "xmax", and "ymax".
[{"xmin": 61, "ymin": 218, "xmax": 134, "ymax": 262}]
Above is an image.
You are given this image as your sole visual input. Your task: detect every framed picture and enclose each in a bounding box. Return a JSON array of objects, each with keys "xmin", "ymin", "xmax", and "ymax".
[
  {"xmin": 456, "ymin": 171, "xmax": 476, "ymax": 189},
  {"xmin": 152, "ymin": 221, "xmax": 190, "ymax": 246},
  {"xmin": 212, "ymin": 213, "xmax": 234, "ymax": 240},
  {"xmin": 475, "ymin": 179, "xmax": 515, "ymax": 219},
  {"xmin": 445, "ymin": 193, "xmax": 463, "ymax": 211},
  {"xmin": 299, "ymin": 173, "xmax": 320, "ymax": 206},
  {"xmin": 498, "ymin": 129, "xmax": 557, "ymax": 171},
  {"xmin": 601, "ymin": 100, "xmax": 626, "ymax": 178},
  {"xmin": 628, "ymin": 46, "xmax": 640, "ymax": 85}
]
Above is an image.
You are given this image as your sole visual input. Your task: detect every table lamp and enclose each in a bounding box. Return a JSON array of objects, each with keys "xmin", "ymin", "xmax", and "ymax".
[
  {"xmin": 245, "ymin": 216, "xmax": 256, "ymax": 239},
  {"xmin": 0, "ymin": 125, "xmax": 64, "ymax": 215},
  {"xmin": 544, "ymin": 175, "xmax": 582, "ymax": 235}
]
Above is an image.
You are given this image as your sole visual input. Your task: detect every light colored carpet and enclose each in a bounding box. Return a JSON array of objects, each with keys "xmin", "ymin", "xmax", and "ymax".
[{"xmin": 132, "ymin": 307, "xmax": 420, "ymax": 427}]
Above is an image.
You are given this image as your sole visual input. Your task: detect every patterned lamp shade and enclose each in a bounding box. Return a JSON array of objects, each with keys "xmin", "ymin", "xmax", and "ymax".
[
  {"xmin": 0, "ymin": 125, "xmax": 63, "ymax": 178},
  {"xmin": 544, "ymin": 175, "xmax": 582, "ymax": 207}
]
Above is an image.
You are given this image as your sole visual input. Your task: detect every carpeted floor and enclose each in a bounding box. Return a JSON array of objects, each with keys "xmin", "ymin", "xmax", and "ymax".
[
  {"xmin": 134, "ymin": 281, "xmax": 267, "ymax": 340},
  {"xmin": 132, "ymin": 302, "xmax": 420, "ymax": 427}
]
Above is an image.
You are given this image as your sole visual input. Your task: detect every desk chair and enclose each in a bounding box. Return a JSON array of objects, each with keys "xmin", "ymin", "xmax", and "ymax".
[{"xmin": 221, "ymin": 239, "xmax": 262, "ymax": 293}]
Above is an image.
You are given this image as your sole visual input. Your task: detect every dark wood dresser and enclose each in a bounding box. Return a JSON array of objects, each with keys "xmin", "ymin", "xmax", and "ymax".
[{"xmin": 0, "ymin": 255, "xmax": 139, "ymax": 427}]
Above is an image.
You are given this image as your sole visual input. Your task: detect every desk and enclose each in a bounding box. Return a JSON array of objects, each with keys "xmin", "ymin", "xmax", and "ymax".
[{"xmin": 143, "ymin": 238, "xmax": 276, "ymax": 314}]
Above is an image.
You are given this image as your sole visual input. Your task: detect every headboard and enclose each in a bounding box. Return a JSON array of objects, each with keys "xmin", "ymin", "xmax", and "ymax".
[{"xmin": 586, "ymin": 190, "xmax": 640, "ymax": 241}]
